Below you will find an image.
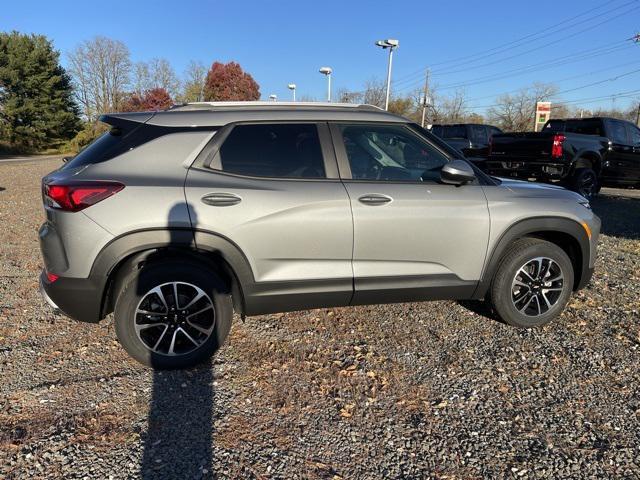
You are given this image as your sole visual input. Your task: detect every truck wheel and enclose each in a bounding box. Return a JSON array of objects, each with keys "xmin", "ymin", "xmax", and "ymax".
[
  {"xmin": 114, "ymin": 259, "xmax": 232, "ymax": 369},
  {"xmin": 489, "ymin": 238, "xmax": 574, "ymax": 328},
  {"xmin": 570, "ymin": 167, "xmax": 598, "ymax": 198}
]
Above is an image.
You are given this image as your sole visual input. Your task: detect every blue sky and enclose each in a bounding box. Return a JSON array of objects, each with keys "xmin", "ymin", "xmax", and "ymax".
[{"xmin": 3, "ymin": 0, "xmax": 640, "ymax": 112}]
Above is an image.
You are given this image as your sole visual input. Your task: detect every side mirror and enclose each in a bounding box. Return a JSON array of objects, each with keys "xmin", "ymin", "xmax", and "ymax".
[
  {"xmin": 441, "ymin": 159, "xmax": 476, "ymax": 185},
  {"xmin": 62, "ymin": 156, "xmax": 72, "ymax": 163}
]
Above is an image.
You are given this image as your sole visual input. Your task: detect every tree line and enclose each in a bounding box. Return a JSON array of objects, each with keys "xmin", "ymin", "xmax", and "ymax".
[
  {"xmin": 0, "ymin": 32, "xmax": 261, "ymax": 153},
  {"xmin": 1, "ymin": 31, "xmax": 638, "ymax": 154},
  {"xmin": 338, "ymin": 79, "xmax": 639, "ymax": 130}
]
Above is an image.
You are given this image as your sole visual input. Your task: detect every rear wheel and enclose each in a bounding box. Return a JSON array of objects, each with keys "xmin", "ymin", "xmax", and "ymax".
[
  {"xmin": 489, "ymin": 238, "xmax": 574, "ymax": 328},
  {"xmin": 114, "ymin": 259, "xmax": 232, "ymax": 369},
  {"xmin": 569, "ymin": 167, "xmax": 598, "ymax": 198}
]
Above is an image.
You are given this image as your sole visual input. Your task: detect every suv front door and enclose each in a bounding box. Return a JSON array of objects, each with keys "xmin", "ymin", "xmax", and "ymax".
[
  {"xmin": 185, "ymin": 122, "xmax": 354, "ymax": 313},
  {"xmin": 604, "ymin": 119, "xmax": 636, "ymax": 185},
  {"xmin": 625, "ymin": 122, "xmax": 640, "ymax": 183},
  {"xmin": 330, "ymin": 122, "xmax": 490, "ymax": 305}
]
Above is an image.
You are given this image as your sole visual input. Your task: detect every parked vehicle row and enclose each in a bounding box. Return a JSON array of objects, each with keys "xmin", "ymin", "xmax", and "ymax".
[
  {"xmin": 39, "ymin": 102, "xmax": 600, "ymax": 369},
  {"xmin": 430, "ymin": 123, "xmax": 502, "ymax": 161},
  {"xmin": 431, "ymin": 117, "xmax": 640, "ymax": 197}
]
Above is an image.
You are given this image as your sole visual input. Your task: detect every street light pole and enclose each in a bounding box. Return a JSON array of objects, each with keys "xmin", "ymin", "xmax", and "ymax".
[
  {"xmin": 319, "ymin": 67, "xmax": 332, "ymax": 102},
  {"xmin": 288, "ymin": 84, "xmax": 296, "ymax": 102},
  {"xmin": 375, "ymin": 39, "xmax": 399, "ymax": 110}
]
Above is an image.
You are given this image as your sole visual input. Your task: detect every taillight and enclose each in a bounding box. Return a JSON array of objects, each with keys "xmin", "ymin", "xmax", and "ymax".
[
  {"xmin": 488, "ymin": 136, "xmax": 493, "ymax": 156},
  {"xmin": 551, "ymin": 134, "xmax": 565, "ymax": 159},
  {"xmin": 43, "ymin": 181, "xmax": 124, "ymax": 212},
  {"xmin": 46, "ymin": 271, "xmax": 59, "ymax": 283}
]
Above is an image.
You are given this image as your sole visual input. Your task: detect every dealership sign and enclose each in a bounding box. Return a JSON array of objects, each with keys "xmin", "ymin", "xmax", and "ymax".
[{"xmin": 535, "ymin": 102, "xmax": 551, "ymax": 131}]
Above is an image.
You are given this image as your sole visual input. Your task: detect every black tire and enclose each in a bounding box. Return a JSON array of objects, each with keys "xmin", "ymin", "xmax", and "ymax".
[
  {"xmin": 569, "ymin": 167, "xmax": 599, "ymax": 198},
  {"xmin": 489, "ymin": 238, "xmax": 574, "ymax": 328},
  {"xmin": 114, "ymin": 259, "xmax": 232, "ymax": 369}
]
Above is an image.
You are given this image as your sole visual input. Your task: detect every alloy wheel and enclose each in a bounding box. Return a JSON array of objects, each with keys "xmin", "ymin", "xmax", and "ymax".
[
  {"xmin": 134, "ymin": 282, "xmax": 215, "ymax": 356},
  {"xmin": 511, "ymin": 257, "xmax": 565, "ymax": 317}
]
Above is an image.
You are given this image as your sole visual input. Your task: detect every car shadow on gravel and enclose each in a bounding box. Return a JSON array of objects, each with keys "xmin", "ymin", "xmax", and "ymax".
[
  {"xmin": 140, "ymin": 363, "xmax": 214, "ymax": 479},
  {"xmin": 591, "ymin": 193, "xmax": 640, "ymax": 240},
  {"xmin": 139, "ymin": 204, "xmax": 215, "ymax": 479}
]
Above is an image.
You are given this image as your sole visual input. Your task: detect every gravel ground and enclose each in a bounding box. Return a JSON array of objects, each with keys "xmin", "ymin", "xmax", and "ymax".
[{"xmin": 1, "ymin": 158, "xmax": 639, "ymax": 479}]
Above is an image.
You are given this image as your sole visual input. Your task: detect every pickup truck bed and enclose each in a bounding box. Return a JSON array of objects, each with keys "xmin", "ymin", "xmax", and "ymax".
[{"xmin": 484, "ymin": 117, "xmax": 640, "ymax": 197}]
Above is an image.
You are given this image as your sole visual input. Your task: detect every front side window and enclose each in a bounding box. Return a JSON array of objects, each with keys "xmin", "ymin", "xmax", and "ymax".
[
  {"xmin": 626, "ymin": 124, "xmax": 640, "ymax": 145},
  {"xmin": 338, "ymin": 124, "xmax": 449, "ymax": 182},
  {"xmin": 217, "ymin": 123, "xmax": 325, "ymax": 178},
  {"xmin": 470, "ymin": 125, "xmax": 486, "ymax": 144},
  {"xmin": 608, "ymin": 120, "xmax": 629, "ymax": 144}
]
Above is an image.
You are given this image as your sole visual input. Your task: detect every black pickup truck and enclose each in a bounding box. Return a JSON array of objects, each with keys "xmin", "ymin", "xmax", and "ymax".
[
  {"xmin": 484, "ymin": 117, "xmax": 640, "ymax": 197},
  {"xmin": 430, "ymin": 123, "xmax": 503, "ymax": 162}
]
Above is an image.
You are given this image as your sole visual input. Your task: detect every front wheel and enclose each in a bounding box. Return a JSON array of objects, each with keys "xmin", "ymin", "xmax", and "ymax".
[
  {"xmin": 489, "ymin": 238, "xmax": 574, "ymax": 328},
  {"xmin": 114, "ymin": 260, "xmax": 232, "ymax": 369}
]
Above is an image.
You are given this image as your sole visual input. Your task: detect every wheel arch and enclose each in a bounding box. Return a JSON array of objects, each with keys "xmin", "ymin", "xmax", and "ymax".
[
  {"xmin": 474, "ymin": 217, "xmax": 591, "ymax": 299},
  {"xmin": 571, "ymin": 150, "xmax": 602, "ymax": 175},
  {"xmin": 93, "ymin": 229, "xmax": 254, "ymax": 320}
]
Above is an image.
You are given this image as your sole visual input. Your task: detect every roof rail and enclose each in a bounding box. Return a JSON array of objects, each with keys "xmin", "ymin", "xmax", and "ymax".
[{"xmin": 170, "ymin": 101, "xmax": 383, "ymax": 111}]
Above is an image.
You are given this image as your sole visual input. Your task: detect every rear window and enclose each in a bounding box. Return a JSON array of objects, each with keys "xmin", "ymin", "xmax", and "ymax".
[
  {"xmin": 62, "ymin": 126, "xmax": 129, "ymax": 170},
  {"xmin": 63, "ymin": 120, "xmax": 214, "ymax": 170},
  {"xmin": 437, "ymin": 125, "xmax": 468, "ymax": 139},
  {"xmin": 544, "ymin": 120, "xmax": 604, "ymax": 136}
]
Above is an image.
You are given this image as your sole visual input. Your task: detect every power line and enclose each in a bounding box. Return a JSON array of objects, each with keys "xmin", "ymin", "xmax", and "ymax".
[
  {"xmin": 465, "ymin": 60, "xmax": 640, "ymax": 103},
  {"xmin": 393, "ymin": 0, "xmax": 632, "ymax": 85},
  {"xmin": 397, "ymin": 42, "xmax": 634, "ymax": 94},
  {"xmin": 393, "ymin": 2, "xmax": 640, "ymax": 90},
  {"xmin": 465, "ymin": 88, "xmax": 640, "ymax": 111}
]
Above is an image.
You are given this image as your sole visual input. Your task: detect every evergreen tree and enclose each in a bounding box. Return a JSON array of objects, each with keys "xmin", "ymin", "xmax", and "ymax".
[{"xmin": 0, "ymin": 31, "xmax": 80, "ymax": 151}]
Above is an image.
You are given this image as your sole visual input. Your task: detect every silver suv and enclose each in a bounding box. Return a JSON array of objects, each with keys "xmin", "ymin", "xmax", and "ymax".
[{"xmin": 39, "ymin": 102, "xmax": 600, "ymax": 369}]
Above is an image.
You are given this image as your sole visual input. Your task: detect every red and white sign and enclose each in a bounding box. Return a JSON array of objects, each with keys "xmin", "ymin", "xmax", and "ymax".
[{"xmin": 535, "ymin": 102, "xmax": 552, "ymax": 131}]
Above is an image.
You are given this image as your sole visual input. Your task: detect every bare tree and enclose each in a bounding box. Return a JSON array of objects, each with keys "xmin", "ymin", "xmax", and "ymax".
[
  {"xmin": 132, "ymin": 61, "xmax": 152, "ymax": 95},
  {"xmin": 487, "ymin": 83, "xmax": 557, "ymax": 131},
  {"xmin": 67, "ymin": 36, "xmax": 131, "ymax": 120},
  {"xmin": 148, "ymin": 58, "xmax": 180, "ymax": 98},
  {"xmin": 179, "ymin": 61, "xmax": 207, "ymax": 103},
  {"xmin": 363, "ymin": 78, "xmax": 386, "ymax": 109},
  {"xmin": 335, "ymin": 87, "xmax": 362, "ymax": 104},
  {"xmin": 129, "ymin": 58, "xmax": 180, "ymax": 99}
]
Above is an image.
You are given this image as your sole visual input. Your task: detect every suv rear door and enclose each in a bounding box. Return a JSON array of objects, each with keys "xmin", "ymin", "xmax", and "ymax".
[
  {"xmin": 184, "ymin": 122, "xmax": 354, "ymax": 313},
  {"xmin": 329, "ymin": 122, "xmax": 490, "ymax": 305}
]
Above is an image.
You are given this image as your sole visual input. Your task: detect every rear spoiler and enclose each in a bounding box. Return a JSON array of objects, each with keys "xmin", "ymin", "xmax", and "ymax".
[{"xmin": 98, "ymin": 112, "xmax": 156, "ymax": 127}]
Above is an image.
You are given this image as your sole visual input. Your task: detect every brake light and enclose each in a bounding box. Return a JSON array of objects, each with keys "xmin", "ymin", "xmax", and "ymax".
[
  {"xmin": 46, "ymin": 271, "xmax": 59, "ymax": 283},
  {"xmin": 43, "ymin": 181, "xmax": 124, "ymax": 212},
  {"xmin": 551, "ymin": 134, "xmax": 565, "ymax": 159}
]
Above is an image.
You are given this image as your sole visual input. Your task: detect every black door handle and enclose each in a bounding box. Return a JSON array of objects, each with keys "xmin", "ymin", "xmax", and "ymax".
[
  {"xmin": 201, "ymin": 192, "xmax": 242, "ymax": 207},
  {"xmin": 358, "ymin": 194, "xmax": 393, "ymax": 205}
]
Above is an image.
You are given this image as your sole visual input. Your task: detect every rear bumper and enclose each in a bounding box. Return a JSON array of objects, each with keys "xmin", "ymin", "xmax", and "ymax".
[
  {"xmin": 39, "ymin": 271, "xmax": 103, "ymax": 323},
  {"xmin": 484, "ymin": 160, "xmax": 570, "ymax": 180}
]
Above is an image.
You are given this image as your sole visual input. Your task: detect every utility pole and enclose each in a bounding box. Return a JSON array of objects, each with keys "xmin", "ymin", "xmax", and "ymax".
[
  {"xmin": 421, "ymin": 68, "xmax": 430, "ymax": 128},
  {"xmin": 636, "ymin": 102, "xmax": 640, "ymax": 126}
]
